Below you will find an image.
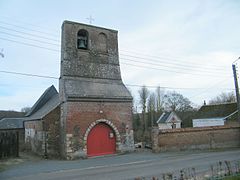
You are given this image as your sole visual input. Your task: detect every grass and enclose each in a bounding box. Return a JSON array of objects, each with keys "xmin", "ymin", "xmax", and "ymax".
[{"xmin": 223, "ymin": 175, "xmax": 240, "ymax": 180}]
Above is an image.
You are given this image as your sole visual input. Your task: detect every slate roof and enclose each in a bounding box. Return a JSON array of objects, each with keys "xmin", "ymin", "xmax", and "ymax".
[
  {"xmin": 64, "ymin": 78, "xmax": 132, "ymax": 101},
  {"xmin": 25, "ymin": 94, "xmax": 59, "ymax": 121},
  {"xmin": 0, "ymin": 85, "xmax": 60, "ymax": 129},
  {"xmin": 157, "ymin": 112, "xmax": 171, "ymax": 123},
  {"xmin": 0, "ymin": 118, "xmax": 25, "ymax": 129},
  {"xmin": 197, "ymin": 102, "xmax": 237, "ymax": 119},
  {"xmin": 157, "ymin": 111, "xmax": 182, "ymax": 124},
  {"xmin": 25, "ymin": 85, "xmax": 60, "ymax": 121},
  {"xmin": 26, "ymin": 85, "xmax": 58, "ymax": 117}
]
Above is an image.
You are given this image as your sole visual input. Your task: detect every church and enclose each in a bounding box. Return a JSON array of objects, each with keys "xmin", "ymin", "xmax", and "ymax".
[{"xmin": 23, "ymin": 21, "xmax": 134, "ymax": 159}]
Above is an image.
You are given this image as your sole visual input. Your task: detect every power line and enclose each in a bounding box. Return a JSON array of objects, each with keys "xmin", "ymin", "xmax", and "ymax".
[
  {"xmin": 0, "ymin": 70, "xmax": 58, "ymax": 79},
  {"xmin": 0, "ymin": 31, "xmax": 60, "ymax": 46},
  {"xmin": 0, "ymin": 16, "xmax": 59, "ymax": 34},
  {"xmin": 0, "ymin": 36, "xmax": 229, "ymax": 77},
  {"xmin": 0, "ymin": 23, "xmax": 228, "ymax": 70},
  {"xmin": 120, "ymin": 62, "xmax": 230, "ymax": 77},
  {"xmin": 0, "ymin": 25, "xmax": 59, "ymax": 42},
  {"xmin": 0, "ymin": 36, "xmax": 229, "ymax": 76},
  {"xmin": 120, "ymin": 49, "xmax": 226, "ymax": 69},
  {"xmin": 120, "ymin": 53, "xmax": 227, "ymax": 71},
  {"xmin": 0, "ymin": 37, "xmax": 59, "ymax": 52},
  {"xmin": 0, "ymin": 70, "xmax": 234, "ymax": 91},
  {"xmin": 0, "ymin": 20, "xmax": 59, "ymax": 38},
  {"xmin": 121, "ymin": 57, "xmax": 228, "ymax": 74},
  {"xmin": 189, "ymin": 77, "xmax": 233, "ymax": 99}
]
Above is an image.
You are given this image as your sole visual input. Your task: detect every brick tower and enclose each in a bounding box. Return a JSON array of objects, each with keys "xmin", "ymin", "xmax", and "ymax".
[{"xmin": 59, "ymin": 21, "xmax": 134, "ymax": 159}]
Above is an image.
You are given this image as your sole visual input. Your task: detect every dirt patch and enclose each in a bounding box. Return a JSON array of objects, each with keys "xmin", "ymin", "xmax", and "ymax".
[{"xmin": 0, "ymin": 152, "xmax": 42, "ymax": 172}]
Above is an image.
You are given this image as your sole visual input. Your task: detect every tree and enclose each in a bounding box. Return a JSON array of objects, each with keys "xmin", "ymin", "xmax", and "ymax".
[
  {"xmin": 209, "ymin": 92, "xmax": 236, "ymax": 105},
  {"xmin": 147, "ymin": 92, "xmax": 156, "ymax": 127},
  {"xmin": 156, "ymin": 86, "xmax": 164, "ymax": 113},
  {"xmin": 21, "ymin": 107, "xmax": 31, "ymax": 114},
  {"xmin": 163, "ymin": 91, "xmax": 193, "ymax": 112},
  {"xmin": 138, "ymin": 85, "xmax": 149, "ymax": 131}
]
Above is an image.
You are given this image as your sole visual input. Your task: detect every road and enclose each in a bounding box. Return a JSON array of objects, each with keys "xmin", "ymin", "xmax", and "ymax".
[{"xmin": 1, "ymin": 149, "xmax": 239, "ymax": 180}]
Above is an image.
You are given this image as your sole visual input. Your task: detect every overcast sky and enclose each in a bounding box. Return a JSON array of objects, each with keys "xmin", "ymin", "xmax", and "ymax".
[{"xmin": 0, "ymin": 0, "xmax": 239, "ymax": 111}]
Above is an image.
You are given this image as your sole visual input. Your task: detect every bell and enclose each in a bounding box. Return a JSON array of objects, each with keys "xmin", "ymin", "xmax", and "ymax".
[{"xmin": 78, "ymin": 39, "xmax": 86, "ymax": 49}]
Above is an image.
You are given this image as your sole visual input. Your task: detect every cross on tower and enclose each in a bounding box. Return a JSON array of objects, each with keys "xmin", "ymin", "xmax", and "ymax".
[{"xmin": 86, "ymin": 15, "xmax": 94, "ymax": 24}]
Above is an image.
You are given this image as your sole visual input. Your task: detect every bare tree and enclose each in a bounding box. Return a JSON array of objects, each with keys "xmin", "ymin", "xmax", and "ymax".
[
  {"xmin": 209, "ymin": 92, "xmax": 236, "ymax": 105},
  {"xmin": 147, "ymin": 92, "xmax": 156, "ymax": 127},
  {"xmin": 21, "ymin": 107, "xmax": 31, "ymax": 114},
  {"xmin": 156, "ymin": 86, "xmax": 164, "ymax": 113},
  {"xmin": 163, "ymin": 91, "xmax": 193, "ymax": 112},
  {"xmin": 138, "ymin": 85, "xmax": 149, "ymax": 131}
]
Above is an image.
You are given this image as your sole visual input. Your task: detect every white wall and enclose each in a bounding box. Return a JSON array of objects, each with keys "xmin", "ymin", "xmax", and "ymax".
[
  {"xmin": 158, "ymin": 122, "xmax": 181, "ymax": 130},
  {"xmin": 193, "ymin": 119, "xmax": 225, "ymax": 127}
]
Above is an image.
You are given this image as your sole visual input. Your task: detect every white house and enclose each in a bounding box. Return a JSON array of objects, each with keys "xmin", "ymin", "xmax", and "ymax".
[{"xmin": 157, "ymin": 111, "xmax": 182, "ymax": 130}]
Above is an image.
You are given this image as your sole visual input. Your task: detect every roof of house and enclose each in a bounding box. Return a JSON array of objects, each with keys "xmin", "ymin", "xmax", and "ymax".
[
  {"xmin": 197, "ymin": 102, "xmax": 237, "ymax": 119},
  {"xmin": 0, "ymin": 118, "xmax": 25, "ymax": 129},
  {"xmin": 26, "ymin": 85, "xmax": 59, "ymax": 117},
  {"xmin": 157, "ymin": 112, "xmax": 171, "ymax": 123},
  {"xmin": 0, "ymin": 85, "xmax": 60, "ymax": 129},
  {"xmin": 157, "ymin": 111, "xmax": 181, "ymax": 124}
]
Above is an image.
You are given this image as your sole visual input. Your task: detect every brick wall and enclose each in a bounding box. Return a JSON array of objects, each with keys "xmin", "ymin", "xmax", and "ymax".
[
  {"xmin": 61, "ymin": 101, "xmax": 134, "ymax": 159},
  {"xmin": 152, "ymin": 125, "xmax": 240, "ymax": 153},
  {"xmin": 44, "ymin": 106, "xmax": 60, "ymax": 158}
]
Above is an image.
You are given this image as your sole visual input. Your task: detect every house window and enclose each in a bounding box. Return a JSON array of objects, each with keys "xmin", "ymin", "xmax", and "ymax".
[{"xmin": 77, "ymin": 29, "xmax": 88, "ymax": 50}]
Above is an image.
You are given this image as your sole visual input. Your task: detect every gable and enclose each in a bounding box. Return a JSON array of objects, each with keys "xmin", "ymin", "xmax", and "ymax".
[
  {"xmin": 157, "ymin": 112, "xmax": 181, "ymax": 124},
  {"xmin": 26, "ymin": 85, "xmax": 58, "ymax": 117},
  {"xmin": 166, "ymin": 112, "xmax": 182, "ymax": 123}
]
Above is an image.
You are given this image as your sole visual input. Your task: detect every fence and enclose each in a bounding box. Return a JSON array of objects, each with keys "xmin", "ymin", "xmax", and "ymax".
[{"xmin": 0, "ymin": 130, "xmax": 19, "ymax": 159}]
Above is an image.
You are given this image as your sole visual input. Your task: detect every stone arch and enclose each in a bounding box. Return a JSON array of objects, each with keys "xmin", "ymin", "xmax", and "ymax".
[
  {"xmin": 83, "ymin": 119, "xmax": 121, "ymax": 152},
  {"xmin": 97, "ymin": 32, "xmax": 107, "ymax": 53}
]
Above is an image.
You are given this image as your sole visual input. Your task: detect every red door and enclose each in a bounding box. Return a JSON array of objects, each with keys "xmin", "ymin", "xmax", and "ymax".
[{"xmin": 87, "ymin": 123, "xmax": 116, "ymax": 157}]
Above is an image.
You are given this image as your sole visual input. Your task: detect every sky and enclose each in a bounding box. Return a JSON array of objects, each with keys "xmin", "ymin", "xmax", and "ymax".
[{"xmin": 0, "ymin": 0, "xmax": 239, "ymax": 111}]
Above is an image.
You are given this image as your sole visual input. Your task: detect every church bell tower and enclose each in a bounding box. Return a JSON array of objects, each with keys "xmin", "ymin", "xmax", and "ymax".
[{"xmin": 59, "ymin": 21, "xmax": 134, "ymax": 159}]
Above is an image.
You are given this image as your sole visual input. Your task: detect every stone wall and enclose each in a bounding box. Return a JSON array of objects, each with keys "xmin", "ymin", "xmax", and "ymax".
[
  {"xmin": 24, "ymin": 120, "xmax": 44, "ymax": 155},
  {"xmin": 152, "ymin": 125, "xmax": 240, "ymax": 153},
  {"xmin": 24, "ymin": 107, "xmax": 60, "ymax": 158}
]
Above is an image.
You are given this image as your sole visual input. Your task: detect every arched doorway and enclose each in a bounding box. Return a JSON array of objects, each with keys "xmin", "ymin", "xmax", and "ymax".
[{"xmin": 87, "ymin": 123, "xmax": 116, "ymax": 157}]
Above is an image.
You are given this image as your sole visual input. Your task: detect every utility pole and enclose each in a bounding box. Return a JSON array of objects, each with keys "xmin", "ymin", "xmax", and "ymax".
[{"xmin": 232, "ymin": 57, "xmax": 240, "ymax": 122}]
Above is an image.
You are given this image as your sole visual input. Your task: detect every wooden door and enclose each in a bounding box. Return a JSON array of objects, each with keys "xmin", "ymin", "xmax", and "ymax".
[{"xmin": 87, "ymin": 123, "xmax": 116, "ymax": 157}]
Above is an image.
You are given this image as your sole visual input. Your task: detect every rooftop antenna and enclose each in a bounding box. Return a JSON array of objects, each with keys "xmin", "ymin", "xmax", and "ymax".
[
  {"xmin": 86, "ymin": 15, "xmax": 94, "ymax": 25},
  {"xmin": 0, "ymin": 49, "xmax": 4, "ymax": 58}
]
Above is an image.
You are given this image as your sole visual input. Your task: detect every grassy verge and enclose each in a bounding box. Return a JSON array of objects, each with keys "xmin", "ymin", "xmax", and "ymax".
[{"xmin": 223, "ymin": 175, "xmax": 240, "ymax": 180}]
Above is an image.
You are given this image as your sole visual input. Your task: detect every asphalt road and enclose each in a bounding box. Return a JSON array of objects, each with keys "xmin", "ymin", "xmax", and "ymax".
[{"xmin": 1, "ymin": 149, "xmax": 239, "ymax": 180}]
